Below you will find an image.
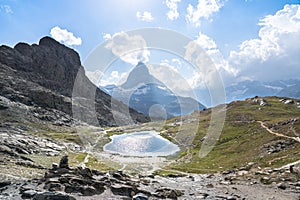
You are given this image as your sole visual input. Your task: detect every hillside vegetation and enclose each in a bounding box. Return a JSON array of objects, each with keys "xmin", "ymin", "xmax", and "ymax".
[{"xmin": 162, "ymin": 96, "xmax": 300, "ymax": 173}]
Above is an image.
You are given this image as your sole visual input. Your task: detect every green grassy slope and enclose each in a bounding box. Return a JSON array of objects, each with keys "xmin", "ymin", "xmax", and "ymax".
[{"xmin": 163, "ymin": 96, "xmax": 300, "ymax": 173}]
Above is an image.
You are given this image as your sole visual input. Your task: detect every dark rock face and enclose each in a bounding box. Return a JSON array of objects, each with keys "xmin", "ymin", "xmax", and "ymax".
[
  {"xmin": 59, "ymin": 156, "xmax": 69, "ymax": 169},
  {"xmin": 154, "ymin": 188, "xmax": 183, "ymax": 199},
  {"xmin": 0, "ymin": 181, "xmax": 11, "ymax": 189},
  {"xmin": 33, "ymin": 192, "xmax": 76, "ymax": 200},
  {"xmin": 0, "ymin": 37, "xmax": 149, "ymax": 126},
  {"xmin": 263, "ymin": 139, "xmax": 295, "ymax": 154}
]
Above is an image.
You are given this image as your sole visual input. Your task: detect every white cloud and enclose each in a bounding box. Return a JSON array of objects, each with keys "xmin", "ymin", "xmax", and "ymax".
[
  {"xmin": 0, "ymin": 5, "xmax": 13, "ymax": 14},
  {"xmin": 165, "ymin": 0, "xmax": 181, "ymax": 20},
  {"xmin": 50, "ymin": 26, "xmax": 82, "ymax": 46},
  {"xmin": 229, "ymin": 4, "xmax": 300, "ymax": 81},
  {"xmin": 100, "ymin": 71, "xmax": 128, "ymax": 86},
  {"xmin": 103, "ymin": 33, "xmax": 112, "ymax": 40},
  {"xmin": 178, "ymin": 32, "xmax": 238, "ymax": 90},
  {"xmin": 159, "ymin": 61, "xmax": 179, "ymax": 73},
  {"xmin": 186, "ymin": 0, "xmax": 225, "ymax": 27},
  {"xmin": 184, "ymin": 38, "xmax": 227, "ymax": 90},
  {"xmin": 136, "ymin": 11, "xmax": 154, "ymax": 22},
  {"xmin": 105, "ymin": 32, "xmax": 150, "ymax": 65},
  {"xmin": 148, "ymin": 64, "xmax": 195, "ymax": 97},
  {"xmin": 195, "ymin": 32, "xmax": 238, "ymax": 76},
  {"xmin": 86, "ymin": 69, "xmax": 128, "ymax": 87},
  {"xmin": 85, "ymin": 69, "xmax": 103, "ymax": 86},
  {"xmin": 195, "ymin": 32, "xmax": 217, "ymax": 49}
]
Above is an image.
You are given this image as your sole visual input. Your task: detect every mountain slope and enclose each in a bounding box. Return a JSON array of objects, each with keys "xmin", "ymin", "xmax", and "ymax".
[
  {"xmin": 103, "ymin": 62, "xmax": 206, "ymax": 118},
  {"xmin": 225, "ymin": 80, "xmax": 300, "ymax": 103},
  {"xmin": 278, "ymin": 83, "xmax": 300, "ymax": 98},
  {"xmin": 161, "ymin": 96, "xmax": 300, "ymax": 173},
  {"xmin": 0, "ymin": 37, "xmax": 149, "ymax": 126}
]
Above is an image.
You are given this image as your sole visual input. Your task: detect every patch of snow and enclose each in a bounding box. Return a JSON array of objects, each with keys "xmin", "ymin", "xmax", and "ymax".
[
  {"xmin": 230, "ymin": 88, "xmax": 248, "ymax": 96},
  {"xmin": 279, "ymin": 80, "xmax": 296, "ymax": 87},
  {"xmin": 263, "ymin": 85, "xmax": 283, "ymax": 91},
  {"xmin": 134, "ymin": 87, "xmax": 149, "ymax": 95},
  {"xmin": 157, "ymin": 85, "xmax": 167, "ymax": 91}
]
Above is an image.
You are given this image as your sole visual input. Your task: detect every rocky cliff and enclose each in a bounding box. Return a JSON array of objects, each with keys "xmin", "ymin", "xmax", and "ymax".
[{"xmin": 0, "ymin": 37, "xmax": 149, "ymax": 126}]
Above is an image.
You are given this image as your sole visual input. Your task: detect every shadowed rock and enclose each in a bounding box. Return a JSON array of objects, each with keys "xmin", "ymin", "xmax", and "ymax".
[
  {"xmin": 0, "ymin": 37, "xmax": 149, "ymax": 126},
  {"xmin": 59, "ymin": 155, "xmax": 69, "ymax": 169}
]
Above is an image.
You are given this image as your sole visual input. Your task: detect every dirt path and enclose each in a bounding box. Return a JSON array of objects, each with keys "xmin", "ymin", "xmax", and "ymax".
[
  {"xmin": 79, "ymin": 129, "xmax": 106, "ymax": 168},
  {"xmin": 277, "ymin": 159, "xmax": 300, "ymax": 170},
  {"xmin": 258, "ymin": 121, "xmax": 300, "ymax": 142}
]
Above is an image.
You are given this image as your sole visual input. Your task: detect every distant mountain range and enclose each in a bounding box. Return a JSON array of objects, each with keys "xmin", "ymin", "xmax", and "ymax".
[
  {"xmin": 99, "ymin": 62, "xmax": 300, "ymax": 111},
  {"xmin": 225, "ymin": 79, "xmax": 300, "ymax": 103},
  {"xmin": 101, "ymin": 62, "xmax": 206, "ymax": 118}
]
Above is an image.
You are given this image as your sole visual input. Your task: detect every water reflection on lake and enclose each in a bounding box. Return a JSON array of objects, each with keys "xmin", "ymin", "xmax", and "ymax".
[{"xmin": 103, "ymin": 131, "xmax": 179, "ymax": 156}]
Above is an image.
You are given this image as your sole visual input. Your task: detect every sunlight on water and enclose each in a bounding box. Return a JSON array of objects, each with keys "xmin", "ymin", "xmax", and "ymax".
[{"xmin": 103, "ymin": 131, "xmax": 179, "ymax": 156}]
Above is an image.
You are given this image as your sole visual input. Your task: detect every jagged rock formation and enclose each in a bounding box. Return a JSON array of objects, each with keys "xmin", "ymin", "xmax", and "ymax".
[{"xmin": 0, "ymin": 37, "xmax": 149, "ymax": 126}]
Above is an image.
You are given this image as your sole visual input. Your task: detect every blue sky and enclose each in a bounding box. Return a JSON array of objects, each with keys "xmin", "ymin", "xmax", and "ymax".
[{"xmin": 1, "ymin": 0, "xmax": 300, "ymax": 88}]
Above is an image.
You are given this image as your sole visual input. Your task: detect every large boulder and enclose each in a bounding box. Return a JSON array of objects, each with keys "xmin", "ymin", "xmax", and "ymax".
[{"xmin": 33, "ymin": 192, "xmax": 76, "ymax": 200}]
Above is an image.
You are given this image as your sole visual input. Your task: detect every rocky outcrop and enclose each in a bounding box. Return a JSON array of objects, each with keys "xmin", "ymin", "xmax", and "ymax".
[
  {"xmin": 0, "ymin": 37, "xmax": 149, "ymax": 126},
  {"xmin": 263, "ymin": 139, "xmax": 296, "ymax": 154},
  {"xmin": 0, "ymin": 127, "xmax": 63, "ymax": 157},
  {"xmin": 0, "ymin": 121, "xmax": 68, "ymax": 172},
  {"xmin": 1, "ymin": 155, "xmax": 300, "ymax": 199},
  {"xmin": 270, "ymin": 117, "xmax": 299, "ymax": 130},
  {"xmin": 14, "ymin": 156, "xmax": 184, "ymax": 199}
]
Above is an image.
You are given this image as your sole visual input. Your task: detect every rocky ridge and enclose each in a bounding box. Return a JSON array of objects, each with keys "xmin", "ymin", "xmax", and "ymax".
[{"xmin": 0, "ymin": 37, "xmax": 149, "ymax": 127}]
